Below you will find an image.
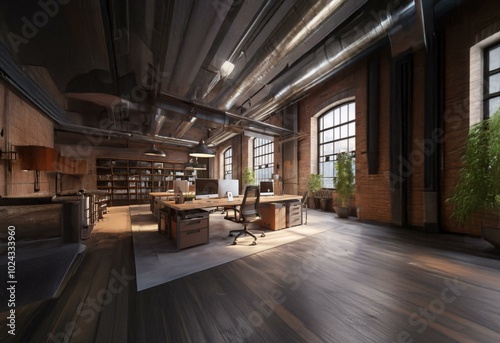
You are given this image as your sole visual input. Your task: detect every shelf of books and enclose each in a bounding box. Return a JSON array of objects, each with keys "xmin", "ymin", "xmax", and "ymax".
[{"xmin": 96, "ymin": 158, "xmax": 195, "ymax": 206}]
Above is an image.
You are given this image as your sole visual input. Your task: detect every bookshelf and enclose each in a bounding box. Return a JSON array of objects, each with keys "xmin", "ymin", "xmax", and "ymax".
[{"xmin": 96, "ymin": 158, "xmax": 195, "ymax": 206}]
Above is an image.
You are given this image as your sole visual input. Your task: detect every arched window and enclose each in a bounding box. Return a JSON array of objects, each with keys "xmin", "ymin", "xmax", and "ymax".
[
  {"xmin": 253, "ymin": 137, "xmax": 274, "ymax": 183},
  {"xmin": 318, "ymin": 101, "xmax": 355, "ymax": 188},
  {"xmin": 223, "ymin": 147, "xmax": 232, "ymax": 179}
]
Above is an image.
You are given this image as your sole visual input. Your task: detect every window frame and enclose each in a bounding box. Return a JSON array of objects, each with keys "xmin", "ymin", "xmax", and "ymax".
[
  {"xmin": 484, "ymin": 42, "xmax": 500, "ymax": 119},
  {"xmin": 223, "ymin": 147, "xmax": 232, "ymax": 179},
  {"xmin": 317, "ymin": 101, "xmax": 356, "ymax": 188},
  {"xmin": 253, "ymin": 137, "xmax": 274, "ymax": 184}
]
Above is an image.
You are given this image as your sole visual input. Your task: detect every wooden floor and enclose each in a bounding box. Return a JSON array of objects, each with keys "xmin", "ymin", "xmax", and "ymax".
[{"xmin": 2, "ymin": 206, "xmax": 500, "ymax": 343}]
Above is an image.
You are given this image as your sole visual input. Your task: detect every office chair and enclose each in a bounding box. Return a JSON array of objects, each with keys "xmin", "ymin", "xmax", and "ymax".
[
  {"xmin": 301, "ymin": 190, "xmax": 308, "ymax": 225},
  {"xmin": 224, "ymin": 185, "xmax": 265, "ymax": 245}
]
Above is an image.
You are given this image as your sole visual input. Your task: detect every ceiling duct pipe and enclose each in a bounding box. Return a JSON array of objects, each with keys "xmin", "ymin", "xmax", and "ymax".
[
  {"xmin": 219, "ymin": 0, "xmax": 351, "ymax": 110},
  {"xmin": 146, "ymin": 107, "xmax": 167, "ymax": 136},
  {"xmin": 156, "ymin": 94, "xmax": 293, "ymax": 135},
  {"xmin": 246, "ymin": 1, "xmax": 418, "ymax": 122},
  {"xmin": 57, "ymin": 123, "xmax": 197, "ymax": 147}
]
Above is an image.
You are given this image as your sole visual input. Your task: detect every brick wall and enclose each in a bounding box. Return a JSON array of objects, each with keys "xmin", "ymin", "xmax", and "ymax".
[
  {"xmin": 442, "ymin": 0, "xmax": 500, "ymax": 235},
  {"xmin": 296, "ymin": 42, "xmax": 429, "ymax": 226}
]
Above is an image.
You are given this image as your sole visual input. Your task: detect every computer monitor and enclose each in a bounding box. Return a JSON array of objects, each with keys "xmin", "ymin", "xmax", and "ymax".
[
  {"xmin": 218, "ymin": 179, "xmax": 239, "ymax": 198},
  {"xmin": 195, "ymin": 178, "xmax": 219, "ymax": 199},
  {"xmin": 259, "ymin": 181, "xmax": 274, "ymax": 196}
]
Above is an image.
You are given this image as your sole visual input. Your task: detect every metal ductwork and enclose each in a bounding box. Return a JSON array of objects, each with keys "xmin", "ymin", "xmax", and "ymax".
[
  {"xmin": 218, "ymin": 0, "xmax": 352, "ymax": 110},
  {"xmin": 245, "ymin": 1, "xmax": 419, "ymax": 122},
  {"xmin": 57, "ymin": 123, "xmax": 198, "ymax": 148},
  {"xmin": 146, "ymin": 108, "xmax": 167, "ymax": 136}
]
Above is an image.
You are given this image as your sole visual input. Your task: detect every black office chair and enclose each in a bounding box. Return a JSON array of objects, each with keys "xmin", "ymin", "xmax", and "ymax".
[
  {"xmin": 301, "ymin": 190, "xmax": 308, "ymax": 225},
  {"xmin": 224, "ymin": 185, "xmax": 265, "ymax": 245}
]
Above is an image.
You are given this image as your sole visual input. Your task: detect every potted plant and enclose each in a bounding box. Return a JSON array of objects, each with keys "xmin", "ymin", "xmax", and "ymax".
[
  {"xmin": 242, "ymin": 167, "xmax": 255, "ymax": 190},
  {"xmin": 448, "ymin": 110, "xmax": 500, "ymax": 247},
  {"xmin": 333, "ymin": 152, "xmax": 355, "ymax": 218},
  {"xmin": 315, "ymin": 188, "xmax": 333, "ymax": 211},
  {"xmin": 307, "ymin": 174, "xmax": 323, "ymax": 209}
]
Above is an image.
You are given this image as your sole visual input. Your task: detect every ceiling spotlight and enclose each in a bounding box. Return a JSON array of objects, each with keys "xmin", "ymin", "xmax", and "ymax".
[
  {"xmin": 189, "ymin": 140, "xmax": 215, "ymax": 158},
  {"xmin": 144, "ymin": 144, "xmax": 166, "ymax": 157}
]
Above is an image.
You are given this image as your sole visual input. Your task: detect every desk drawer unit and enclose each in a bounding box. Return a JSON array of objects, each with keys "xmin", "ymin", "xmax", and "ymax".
[
  {"xmin": 158, "ymin": 208, "xmax": 170, "ymax": 235},
  {"xmin": 259, "ymin": 202, "xmax": 286, "ymax": 230},
  {"xmin": 171, "ymin": 210, "xmax": 209, "ymax": 250},
  {"xmin": 286, "ymin": 202, "xmax": 302, "ymax": 227}
]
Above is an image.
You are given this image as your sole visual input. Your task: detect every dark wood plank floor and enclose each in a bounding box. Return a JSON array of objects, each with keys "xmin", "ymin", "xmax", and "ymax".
[{"xmin": 2, "ymin": 206, "xmax": 500, "ymax": 343}]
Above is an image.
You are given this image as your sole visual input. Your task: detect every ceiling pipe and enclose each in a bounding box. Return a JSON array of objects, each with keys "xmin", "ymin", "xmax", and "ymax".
[
  {"xmin": 244, "ymin": 1, "xmax": 418, "ymax": 122},
  {"xmin": 56, "ymin": 123, "xmax": 197, "ymax": 147},
  {"xmin": 218, "ymin": 0, "xmax": 351, "ymax": 110},
  {"xmin": 146, "ymin": 107, "xmax": 167, "ymax": 136},
  {"xmin": 174, "ymin": 117, "xmax": 198, "ymax": 139},
  {"xmin": 156, "ymin": 94, "xmax": 293, "ymax": 135},
  {"xmin": 202, "ymin": 0, "xmax": 275, "ymax": 99}
]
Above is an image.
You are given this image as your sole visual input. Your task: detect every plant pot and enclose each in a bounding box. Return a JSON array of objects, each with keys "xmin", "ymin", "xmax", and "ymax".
[
  {"xmin": 333, "ymin": 206, "xmax": 349, "ymax": 218},
  {"xmin": 482, "ymin": 226, "xmax": 500, "ymax": 248},
  {"xmin": 319, "ymin": 198, "xmax": 330, "ymax": 211}
]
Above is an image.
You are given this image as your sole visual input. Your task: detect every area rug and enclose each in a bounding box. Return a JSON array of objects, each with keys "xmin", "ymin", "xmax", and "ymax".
[{"xmin": 130, "ymin": 205, "xmax": 334, "ymax": 291}]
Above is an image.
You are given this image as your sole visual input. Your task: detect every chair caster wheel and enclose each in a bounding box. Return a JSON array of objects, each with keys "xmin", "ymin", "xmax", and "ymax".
[
  {"xmin": 232, "ymin": 241, "xmax": 238, "ymax": 245},
  {"xmin": 228, "ymin": 233, "xmax": 233, "ymax": 237},
  {"xmin": 250, "ymin": 241, "xmax": 257, "ymax": 246},
  {"xmin": 261, "ymin": 233, "xmax": 265, "ymax": 237}
]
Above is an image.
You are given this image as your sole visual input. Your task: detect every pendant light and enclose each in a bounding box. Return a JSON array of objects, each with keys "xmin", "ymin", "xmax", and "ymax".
[
  {"xmin": 144, "ymin": 144, "xmax": 166, "ymax": 157},
  {"xmin": 189, "ymin": 140, "xmax": 215, "ymax": 158}
]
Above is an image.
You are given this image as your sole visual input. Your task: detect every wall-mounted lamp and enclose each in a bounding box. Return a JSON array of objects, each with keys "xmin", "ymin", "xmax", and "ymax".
[
  {"xmin": 189, "ymin": 140, "xmax": 215, "ymax": 158},
  {"xmin": 144, "ymin": 144, "xmax": 166, "ymax": 157}
]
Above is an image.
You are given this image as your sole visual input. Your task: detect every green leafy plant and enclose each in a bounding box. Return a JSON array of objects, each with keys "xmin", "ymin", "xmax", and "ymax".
[
  {"xmin": 448, "ymin": 110, "xmax": 500, "ymax": 223},
  {"xmin": 333, "ymin": 152, "xmax": 355, "ymax": 207},
  {"xmin": 242, "ymin": 167, "xmax": 255, "ymax": 185},
  {"xmin": 307, "ymin": 174, "xmax": 322, "ymax": 196}
]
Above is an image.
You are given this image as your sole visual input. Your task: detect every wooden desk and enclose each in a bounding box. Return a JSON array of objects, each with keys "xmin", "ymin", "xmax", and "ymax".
[
  {"xmin": 158, "ymin": 194, "xmax": 303, "ymax": 249},
  {"xmin": 149, "ymin": 192, "xmax": 175, "ymax": 217},
  {"xmin": 158, "ymin": 194, "xmax": 302, "ymax": 212}
]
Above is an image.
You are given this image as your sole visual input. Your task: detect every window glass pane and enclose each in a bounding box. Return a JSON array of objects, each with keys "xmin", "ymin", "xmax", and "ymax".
[
  {"xmin": 324, "ymin": 143, "xmax": 333, "ymax": 156},
  {"xmin": 334, "ymin": 127, "xmax": 340, "ymax": 139},
  {"xmin": 340, "ymin": 105, "xmax": 348, "ymax": 123},
  {"xmin": 340, "ymin": 125, "xmax": 348, "ymax": 139},
  {"xmin": 489, "ymin": 74, "xmax": 500, "ymax": 94},
  {"xmin": 324, "ymin": 128, "xmax": 333, "ymax": 142},
  {"xmin": 489, "ymin": 97, "xmax": 500, "ymax": 117},
  {"xmin": 323, "ymin": 177, "xmax": 333, "ymax": 188},
  {"xmin": 348, "ymin": 122, "xmax": 355, "ymax": 137},
  {"xmin": 334, "ymin": 108, "xmax": 340, "ymax": 126},
  {"xmin": 348, "ymin": 103, "xmax": 356, "ymax": 121},
  {"xmin": 337, "ymin": 139, "xmax": 348, "ymax": 153},
  {"xmin": 349, "ymin": 138, "xmax": 356, "ymax": 152},
  {"xmin": 324, "ymin": 111, "xmax": 333, "ymax": 128},
  {"xmin": 323, "ymin": 161, "xmax": 334, "ymax": 177},
  {"xmin": 489, "ymin": 45, "xmax": 500, "ymax": 71}
]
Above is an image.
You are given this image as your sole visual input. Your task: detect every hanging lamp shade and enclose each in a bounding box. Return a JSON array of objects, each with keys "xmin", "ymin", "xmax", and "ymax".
[
  {"xmin": 144, "ymin": 144, "xmax": 166, "ymax": 157},
  {"xmin": 189, "ymin": 140, "xmax": 215, "ymax": 158}
]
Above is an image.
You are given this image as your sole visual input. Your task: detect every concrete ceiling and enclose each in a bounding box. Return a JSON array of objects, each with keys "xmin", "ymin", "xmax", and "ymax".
[{"xmin": 0, "ymin": 0, "xmax": 425, "ymax": 151}]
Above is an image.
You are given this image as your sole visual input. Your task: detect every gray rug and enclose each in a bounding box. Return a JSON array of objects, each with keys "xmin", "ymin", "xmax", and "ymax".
[{"xmin": 130, "ymin": 205, "xmax": 334, "ymax": 291}]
